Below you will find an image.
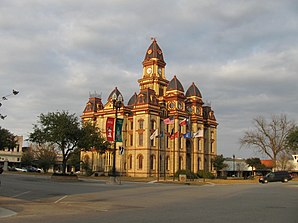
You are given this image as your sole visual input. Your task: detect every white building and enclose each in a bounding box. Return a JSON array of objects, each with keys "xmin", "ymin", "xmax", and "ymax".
[{"xmin": 0, "ymin": 136, "xmax": 24, "ymax": 167}]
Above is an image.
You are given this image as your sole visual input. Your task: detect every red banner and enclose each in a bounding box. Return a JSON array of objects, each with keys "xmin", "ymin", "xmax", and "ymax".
[{"xmin": 106, "ymin": 117, "xmax": 115, "ymax": 142}]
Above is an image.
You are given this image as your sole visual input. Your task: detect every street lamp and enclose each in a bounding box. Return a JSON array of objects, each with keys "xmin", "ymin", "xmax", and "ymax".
[
  {"xmin": 111, "ymin": 91, "xmax": 123, "ymax": 180},
  {"xmin": 0, "ymin": 89, "xmax": 19, "ymax": 119}
]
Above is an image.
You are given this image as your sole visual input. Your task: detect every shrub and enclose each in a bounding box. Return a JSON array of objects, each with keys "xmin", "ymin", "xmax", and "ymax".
[
  {"xmin": 175, "ymin": 169, "xmax": 197, "ymax": 179},
  {"xmin": 197, "ymin": 170, "xmax": 215, "ymax": 179}
]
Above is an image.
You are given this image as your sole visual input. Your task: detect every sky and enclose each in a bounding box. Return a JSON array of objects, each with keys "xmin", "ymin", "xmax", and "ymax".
[{"xmin": 1, "ymin": 0, "xmax": 298, "ymax": 159}]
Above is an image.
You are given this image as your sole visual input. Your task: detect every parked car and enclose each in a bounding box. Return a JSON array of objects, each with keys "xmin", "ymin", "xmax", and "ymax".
[
  {"xmin": 15, "ymin": 167, "xmax": 27, "ymax": 172},
  {"xmin": 259, "ymin": 171, "xmax": 293, "ymax": 183},
  {"xmin": 8, "ymin": 166, "xmax": 17, "ymax": 171},
  {"xmin": 26, "ymin": 167, "xmax": 42, "ymax": 173}
]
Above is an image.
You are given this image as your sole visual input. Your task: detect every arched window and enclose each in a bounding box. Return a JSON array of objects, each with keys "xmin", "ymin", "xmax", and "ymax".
[
  {"xmin": 150, "ymin": 120, "xmax": 156, "ymax": 130},
  {"xmin": 150, "ymin": 155, "xmax": 155, "ymax": 170},
  {"xmin": 179, "ymin": 156, "xmax": 183, "ymax": 170},
  {"xmin": 139, "ymin": 119, "xmax": 144, "ymax": 129},
  {"xmin": 128, "ymin": 155, "xmax": 133, "ymax": 169},
  {"xmin": 166, "ymin": 156, "xmax": 170, "ymax": 171},
  {"xmin": 137, "ymin": 154, "xmax": 143, "ymax": 169},
  {"xmin": 138, "ymin": 133, "xmax": 143, "ymax": 146},
  {"xmin": 129, "ymin": 134, "xmax": 133, "ymax": 146}
]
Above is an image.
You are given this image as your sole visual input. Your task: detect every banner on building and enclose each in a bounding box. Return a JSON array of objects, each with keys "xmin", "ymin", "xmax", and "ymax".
[
  {"xmin": 170, "ymin": 131, "xmax": 179, "ymax": 139},
  {"xmin": 183, "ymin": 132, "xmax": 192, "ymax": 139},
  {"xmin": 115, "ymin": 118, "xmax": 124, "ymax": 142},
  {"xmin": 150, "ymin": 129, "xmax": 159, "ymax": 140},
  {"xmin": 193, "ymin": 129, "xmax": 204, "ymax": 138},
  {"xmin": 164, "ymin": 116, "xmax": 174, "ymax": 125},
  {"xmin": 179, "ymin": 118, "xmax": 188, "ymax": 126},
  {"xmin": 106, "ymin": 117, "xmax": 115, "ymax": 142}
]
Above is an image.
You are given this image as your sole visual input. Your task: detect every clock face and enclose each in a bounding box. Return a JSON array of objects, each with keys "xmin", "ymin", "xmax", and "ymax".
[
  {"xmin": 168, "ymin": 102, "xmax": 175, "ymax": 109},
  {"xmin": 186, "ymin": 106, "xmax": 192, "ymax": 113},
  {"xmin": 146, "ymin": 67, "xmax": 152, "ymax": 74},
  {"xmin": 158, "ymin": 67, "xmax": 162, "ymax": 74}
]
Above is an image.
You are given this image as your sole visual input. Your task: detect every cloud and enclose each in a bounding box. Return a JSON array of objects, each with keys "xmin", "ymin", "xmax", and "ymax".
[{"xmin": 1, "ymin": 0, "xmax": 298, "ymax": 158}]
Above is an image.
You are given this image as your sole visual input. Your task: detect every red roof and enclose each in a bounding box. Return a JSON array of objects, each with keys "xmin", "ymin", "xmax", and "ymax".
[{"xmin": 261, "ymin": 160, "xmax": 274, "ymax": 168}]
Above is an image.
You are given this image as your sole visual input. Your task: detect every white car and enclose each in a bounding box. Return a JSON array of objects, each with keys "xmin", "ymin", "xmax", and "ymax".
[{"xmin": 15, "ymin": 167, "xmax": 27, "ymax": 172}]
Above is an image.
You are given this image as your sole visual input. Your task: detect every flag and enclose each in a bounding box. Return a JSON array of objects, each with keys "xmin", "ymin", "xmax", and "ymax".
[
  {"xmin": 193, "ymin": 129, "xmax": 203, "ymax": 138},
  {"xmin": 106, "ymin": 117, "xmax": 115, "ymax": 142},
  {"xmin": 163, "ymin": 116, "xmax": 174, "ymax": 125},
  {"xmin": 179, "ymin": 118, "xmax": 188, "ymax": 126},
  {"xmin": 170, "ymin": 131, "xmax": 179, "ymax": 139},
  {"xmin": 150, "ymin": 129, "xmax": 159, "ymax": 140},
  {"xmin": 119, "ymin": 146, "xmax": 125, "ymax": 155},
  {"xmin": 115, "ymin": 118, "xmax": 124, "ymax": 142},
  {"xmin": 183, "ymin": 132, "xmax": 192, "ymax": 139},
  {"xmin": 159, "ymin": 130, "xmax": 164, "ymax": 138}
]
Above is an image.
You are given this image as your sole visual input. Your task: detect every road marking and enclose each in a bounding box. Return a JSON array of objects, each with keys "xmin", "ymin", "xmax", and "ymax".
[
  {"xmin": 12, "ymin": 191, "xmax": 31, "ymax": 198},
  {"xmin": 54, "ymin": 195, "xmax": 68, "ymax": 204}
]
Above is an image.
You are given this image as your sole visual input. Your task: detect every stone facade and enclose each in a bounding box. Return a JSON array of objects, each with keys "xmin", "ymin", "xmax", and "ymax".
[{"xmin": 81, "ymin": 39, "xmax": 218, "ymax": 177}]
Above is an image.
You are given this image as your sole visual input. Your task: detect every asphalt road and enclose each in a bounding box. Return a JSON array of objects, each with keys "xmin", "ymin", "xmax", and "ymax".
[{"xmin": 1, "ymin": 173, "xmax": 297, "ymax": 223}]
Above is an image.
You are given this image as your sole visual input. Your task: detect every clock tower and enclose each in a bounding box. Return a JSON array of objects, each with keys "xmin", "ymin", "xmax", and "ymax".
[{"xmin": 138, "ymin": 38, "xmax": 169, "ymax": 97}]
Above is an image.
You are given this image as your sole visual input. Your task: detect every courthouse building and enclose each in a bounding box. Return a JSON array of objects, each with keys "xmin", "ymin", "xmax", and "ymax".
[{"xmin": 81, "ymin": 39, "xmax": 218, "ymax": 177}]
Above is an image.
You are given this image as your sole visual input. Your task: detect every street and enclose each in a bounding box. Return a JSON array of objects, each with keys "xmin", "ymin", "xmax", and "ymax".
[{"xmin": 1, "ymin": 173, "xmax": 297, "ymax": 223}]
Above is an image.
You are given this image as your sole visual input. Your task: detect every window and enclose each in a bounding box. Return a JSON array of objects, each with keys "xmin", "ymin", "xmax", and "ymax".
[
  {"xmin": 130, "ymin": 121, "xmax": 133, "ymax": 130},
  {"xmin": 179, "ymin": 156, "xmax": 183, "ymax": 170},
  {"xmin": 150, "ymin": 155, "xmax": 155, "ymax": 170},
  {"xmin": 130, "ymin": 134, "xmax": 133, "ymax": 146},
  {"xmin": 150, "ymin": 120, "xmax": 156, "ymax": 130},
  {"xmin": 138, "ymin": 154, "xmax": 143, "ymax": 169},
  {"xmin": 151, "ymin": 136, "xmax": 155, "ymax": 146},
  {"xmin": 128, "ymin": 155, "xmax": 132, "ymax": 169},
  {"xmin": 159, "ymin": 87, "xmax": 164, "ymax": 96},
  {"xmin": 139, "ymin": 119, "xmax": 144, "ymax": 129},
  {"xmin": 166, "ymin": 156, "xmax": 170, "ymax": 171},
  {"xmin": 139, "ymin": 133, "xmax": 143, "ymax": 146}
]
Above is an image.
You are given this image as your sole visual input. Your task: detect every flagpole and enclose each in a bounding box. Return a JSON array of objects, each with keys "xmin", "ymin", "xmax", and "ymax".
[
  {"xmin": 157, "ymin": 127, "xmax": 160, "ymax": 182},
  {"xmin": 164, "ymin": 130, "xmax": 166, "ymax": 181},
  {"xmin": 173, "ymin": 117, "xmax": 175, "ymax": 181}
]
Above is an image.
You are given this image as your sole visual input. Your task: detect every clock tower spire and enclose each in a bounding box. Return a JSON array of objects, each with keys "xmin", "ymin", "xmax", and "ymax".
[{"xmin": 138, "ymin": 38, "xmax": 169, "ymax": 97}]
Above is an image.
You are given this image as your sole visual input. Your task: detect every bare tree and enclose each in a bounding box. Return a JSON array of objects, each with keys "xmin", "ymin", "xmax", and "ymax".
[
  {"xmin": 32, "ymin": 143, "xmax": 57, "ymax": 173},
  {"xmin": 240, "ymin": 114, "xmax": 296, "ymax": 168},
  {"xmin": 276, "ymin": 151, "xmax": 294, "ymax": 171}
]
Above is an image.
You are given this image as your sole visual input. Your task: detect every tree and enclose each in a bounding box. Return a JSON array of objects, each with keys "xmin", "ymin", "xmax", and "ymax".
[
  {"xmin": 33, "ymin": 144, "xmax": 57, "ymax": 173},
  {"xmin": 240, "ymin": 114, "xmax": 296, "ymax": 168},
  {"xmin": 276, "ymin": 151, "xmax": 294, "ymax": 170},
  {"xmin": 245, "ymin": 158, "xmax": 265, "ymax": 175},
  {"xmin": 286, "ymin": 127, "xmax": 298, "ymax": 153},
  {"xmin": 0, "ymin": 126, "xmax": 17, "ymax": 150},
  {"xmin": 212, "ymin": 155, "xmax": 228, "ymax": 177},
  {"xmin": 21, "ymin": 149, "xmax": 35, "ymax": 167},
  {"xmin": 67, "ymin": 148, "xmax": 81, "ymax": 172},
  {"xmin": 29, "ymin": 111, "xmax": 108, "ymax": 174}
]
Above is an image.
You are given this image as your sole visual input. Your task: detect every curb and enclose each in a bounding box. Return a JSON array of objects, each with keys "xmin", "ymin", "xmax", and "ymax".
[{"xmin": 0, "ymin": 207, "xmax": 17, "ymax": 218}]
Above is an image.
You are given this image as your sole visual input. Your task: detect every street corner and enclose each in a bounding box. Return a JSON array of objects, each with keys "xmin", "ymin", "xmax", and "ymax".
[{"xmin": 0, "ymin": 207, "xmax": 17, "ymax": 218}]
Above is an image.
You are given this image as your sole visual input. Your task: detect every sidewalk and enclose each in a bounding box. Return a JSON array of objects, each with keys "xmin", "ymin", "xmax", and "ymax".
[{"xmin": 0, "ymin": 207, "xmax": 16, "ymax": 218}]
